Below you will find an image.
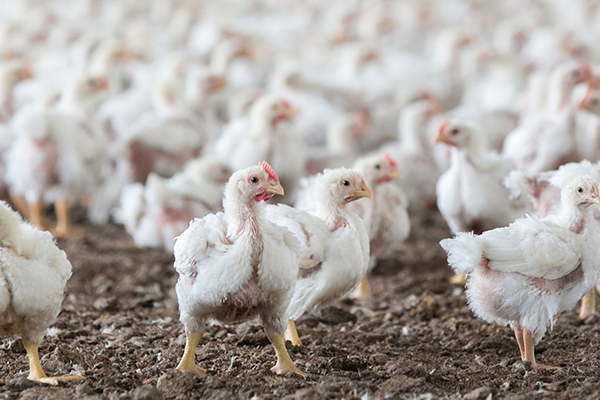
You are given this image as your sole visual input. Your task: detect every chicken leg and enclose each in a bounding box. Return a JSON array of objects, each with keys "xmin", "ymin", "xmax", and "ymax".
[
  {"xmin": 579, "ymin": 289, "xmax": 596, "ymax": 319},
  {"xmin": 285, "ymin": 320, "xmax": 303, "ymax": 346},
  {"xmin": 265, "ymin": 329, "xmax": 305, "ymax": 376},
  {"xmin": 53, "ymin": 198, "xmax": 71, "ymax": 238},
  {"xmin": 352, "ymin": 276, "xmax": 371, "ymax": 300},
  {"xmin": 522, "ymin": 329, "xmax": 559, "ymax": 370},
  {"xmin": 176, "ymin": 330, "xmax": 207, "ymax": 377},
  {"xmin": 513, "ymin": 324, "xmax": 525, "ymax": 361},
  {"xmin": 9, "ymin": 193, "xmax": 29, "ymax": 219},
  {"xmin": 23, "ymin": 339, "xmax": 84, "ymax": 385},
  {"xmin": 449, "ymin": 271, "xmax": 467, "ymax": 285},
  {"xmin": 28, "ymin": 200, "xmax": 45, "ymax": 231}
]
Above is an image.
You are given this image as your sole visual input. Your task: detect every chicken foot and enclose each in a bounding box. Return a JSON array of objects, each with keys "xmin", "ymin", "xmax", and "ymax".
[
  {"xmin": 23, "ymin": 339, "xmax": 84, "ymax": 385},
  {"xmin": 579, "ymin": 289, "xmax": 596, "ymax": 319},
  {"xmin": 176, "ymin": 330, "xmax": 207, "ymax": 377},
  {"xmin": 522, "ymin": 328, "xmax": 559, "ymax": 370},
  {"xmin": 285, "ymin": 320, "xmax": 303, "ymax": 346},
  {"xmin": 265, "ymin": 330, "xmax": 305, "ymax": 376}
]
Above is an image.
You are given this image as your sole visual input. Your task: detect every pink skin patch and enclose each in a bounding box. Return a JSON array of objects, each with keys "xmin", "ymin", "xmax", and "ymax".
[
  {"xmin": 258, "ymin": 161, "xmax": 279, "ymax": 183},
  {"xmin": 377, "ymin": 176, "xmax": 391, "ymax": 184},
  {"xmin": 382, "ymin": 153, "xmax": 397, "ymax": 169}
]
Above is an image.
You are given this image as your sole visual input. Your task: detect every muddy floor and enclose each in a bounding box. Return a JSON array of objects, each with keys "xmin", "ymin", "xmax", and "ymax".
[{"xmin": 1, "ymin": 207, "xmax": 600, "ymax": 400}]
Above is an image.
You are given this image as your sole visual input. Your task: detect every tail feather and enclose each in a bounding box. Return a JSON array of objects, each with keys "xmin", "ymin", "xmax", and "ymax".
[{"xmin": 439, "ymin": 232, "xmax": 482, "ymax": 274}]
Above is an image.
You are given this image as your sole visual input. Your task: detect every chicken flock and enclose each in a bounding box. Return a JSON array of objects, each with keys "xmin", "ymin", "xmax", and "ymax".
[{"xmin": 3, "ymin": 0, "xmax": 600, "ymax": 384}]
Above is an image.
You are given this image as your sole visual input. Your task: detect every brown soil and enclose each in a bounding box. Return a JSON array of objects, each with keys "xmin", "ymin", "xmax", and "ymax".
[{"xmin": 1, "ymin": 207, "xmax": 599, "ymax": 400}]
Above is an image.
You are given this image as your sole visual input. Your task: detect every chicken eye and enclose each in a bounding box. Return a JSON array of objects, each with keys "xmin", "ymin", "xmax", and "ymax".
[
  {"xmin": 577, "ymin": 187, "xmax": 583, "ymax": 193},
  {"xmin": 451, "ymin": 128, "xmax": 459, "ymax": 135},
  {"xmin": 374, "ymin": 164, "xmax": 381, "ymax": 170},
  {"xmin": 342, "ymin": 180, "xmax": 350, "ymax": 186},
  {"xmin": 250, "ymin": 176, "xmax": 259, "ymax": 184}
]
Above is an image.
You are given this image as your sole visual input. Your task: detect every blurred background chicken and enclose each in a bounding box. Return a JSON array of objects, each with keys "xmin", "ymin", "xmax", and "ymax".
[
  {"xmin": 115, "ymin": 156, "xmax": 231, "ymax": 251},
  {"xmin": 349, "ymin": 153, "xmax": 409, "ymax": 299}
]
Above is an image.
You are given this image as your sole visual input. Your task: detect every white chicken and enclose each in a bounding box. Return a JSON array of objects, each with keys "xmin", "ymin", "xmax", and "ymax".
[
  {"xmin": 575, "ymin": 84, "xmax": 600, "ymax": 162},
  {"xmin": 348, "ymin": 153, "xmax": 409, "ymax": 299},
  {"xmin": 115, "ymin": 157, "xmax": 231, "ymax": 251},
  {"xmin": 5, "ymin": 75, "xmax": 110, "ymax": 237},
  {"xmin": 0, "ymin": 201, "xmax": 83, "ymax": 384},
  {"xmin": 173, "ymin": 162, "xmax": 304, "ymax": 377},
  {"xmin": 265, "ymin": 168, "xmax": 371, "ymax": 346},
  {"xmin": 502, "ymin": 61, "xmax": 593, "ymax": 173},
  {"xmin": 213, "ymin": 93, "xmax": 305, "ymax": 202},
  {"xmin": 304, "ymin": 110, "xmax": 370, "ymax": 175},
  {"xmin": 382, "ymin": 98, "xmax": 442, "ymax": 208},
  {"xmin": 441, "ymin": 176, "xmax": 600, "ymax": 369},
  {"xmin": 504, "ymin": 159, "xmax": 600, "ymax": 319},
  {"xmin": 123, "ymin": 79, "xmax": 206, "ymax": 183},
  {"xmin": 434, "ymin": 119, "xmax": 531, "ymax": 235}
]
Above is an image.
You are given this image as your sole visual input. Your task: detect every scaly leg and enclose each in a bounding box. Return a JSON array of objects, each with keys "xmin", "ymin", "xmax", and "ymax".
[
  {"xmin": 176, "ymin": 331, "xmax": 206, "ymax": 377},
  {"xmin": 352, "ymin": 276, "xmax": 371, "ymax": 300},
  {"xmin": 28, "ymin": 200, "xmax": 45, "ymax": 231},
  {"xmin": 285, "ymin": 320, "xmax": 303, "ymax": 346},
  {"xmin": 523, "ymin": 329, "xmax": 558, "ymax": 370},
  {"xmin": 53, "ymin": 198, "xmax": 70, "ymax": 238},
  {"xmin": 9, "ymin": 192, "xmax": 29, "ymax": 218},
  {"xmin": 513, "ymin": 324, "xmax": 525, "ymax": 361},
  {"xmin": 579, "ymin": 289, "xmax": 596, "ymax": 319},
  {"xmin": 265, "ymin": 329, "xmax": 305, "ymax": 376},
  {"xmin": 23, "ymin": 339, "xmax": 84, "ymax": 385}
]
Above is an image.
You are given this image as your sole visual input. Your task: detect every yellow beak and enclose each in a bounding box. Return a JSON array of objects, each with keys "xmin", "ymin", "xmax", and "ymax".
[
  {"xmin": 387, "ymin": 169, "xmax": 403, "ymax": 180},
  {"xmin": 432, "ymin": 132, "xmax": 445, "ymax": 144},
  {"xmin": 348, "ymin": 179, "xmax": 372, "ymax": 202},
  {"xmin": 264, "ymin": 182, "xmax": 284, "ymax": 196}
]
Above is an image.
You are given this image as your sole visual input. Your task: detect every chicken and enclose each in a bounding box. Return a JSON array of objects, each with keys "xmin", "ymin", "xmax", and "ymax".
[
  {"xmin": 115, "ymin": 157, "xmax": 231, "ymax": 251},
  {"xmin": 173, "ymin": 162, "xmax": 304, "ymax": 377},
  {"xmin": 5, "ymin": 75, "xmax": 110, "ymax": 238},
  {"xmin": 348, "ymin": 153, "xmax": 409, "ymax": 299},
  {"xmin": 434, "ymin": 119, "xmax": 531, "ymax": 235},
  {"xmin": 440, "ymin": 176, "xmax": 600, "ymax": 369},
  {"xmin": 304, "ymin": 110, "xmax": 370, "ymax": 175},
  {"xmin": 575, "ymin": 84, "xmax": 600, "ymax": 162},
  {"xmin": 124, "ymin": 79, "xmax": 206, "ymax": 183},
  {"xmin": 265, "ymin": 168, "xmax": 371, "ymax": 345},
  {"xmin": 0, "ymin": 60, "xmax": 33, "ymax": 120},
  {"xmin": 502, "ymin": 61, "xmax": 593, "ymax": 173},
  {"xmin": 381, "ymin": 97, "xmax": 442, "ymax": 208},
  {"xmin": 504, "ymin": 160, "xmax": 600, "ymax": 319},
  {"xmin": 0, "ymin": 201, "xmax": 83, "ymax": 384},
  {"xmin": 213, "ymin": 94, "xmax": 305, "ymax": 202}
]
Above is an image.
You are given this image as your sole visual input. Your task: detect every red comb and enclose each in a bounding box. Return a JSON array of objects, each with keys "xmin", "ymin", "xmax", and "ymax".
[
  {"xmin": 439, "ymin": 120, "xmax": 450, "ymax": 135},
  {"xmin": 579, "ymin": 60, "xmax": 593, "ymax": 76},
  {"xmin": 382, "ymin": 153, "xmax": 397, "ymax": 169},
  {"xmin": 259, "ymin": 161, "xmax": 279, "ymax": 182}
]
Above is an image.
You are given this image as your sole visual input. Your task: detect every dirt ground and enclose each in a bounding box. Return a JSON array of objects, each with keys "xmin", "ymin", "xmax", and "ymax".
[{"xmin": 1, "ymin": 206, "xmax": 600, "ymax": 400}]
